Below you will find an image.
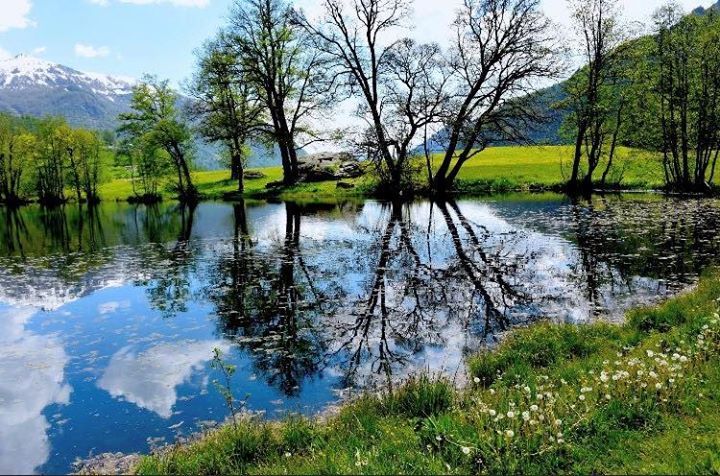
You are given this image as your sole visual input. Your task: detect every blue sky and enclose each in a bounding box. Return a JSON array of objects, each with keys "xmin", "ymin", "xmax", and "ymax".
[
  {"xmin": 0, "ymin": 0, "xmax": 234, "ymax": 84},
  {"xmin": 0, "ymin": 0, "xmax": 714, "ymax": 86}
]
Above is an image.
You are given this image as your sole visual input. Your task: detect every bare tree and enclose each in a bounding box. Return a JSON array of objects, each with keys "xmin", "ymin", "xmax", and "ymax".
[
  {"xmin": 296, "ymin": 0, "xmax": 448, "ymax": 196},
  {"xmin": 565, "ymin": 0, "xmax": 630, "ymax": 194},
  {"xmin": 431, "ymin": 0, "xmax": 564, "ymax": 195},
  {"xmin": 228, "ymin": 0, "xmax": 333, "ymax": 186}
]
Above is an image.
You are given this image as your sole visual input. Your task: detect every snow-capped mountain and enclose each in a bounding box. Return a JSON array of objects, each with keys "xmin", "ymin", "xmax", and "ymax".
[
  {"xmin": 0, "ymin": 55, "xmax": 284, "ymax": 167},
  {"xmin": 0, "ymin": 54, "xmax": 136, "ymax": 130}
]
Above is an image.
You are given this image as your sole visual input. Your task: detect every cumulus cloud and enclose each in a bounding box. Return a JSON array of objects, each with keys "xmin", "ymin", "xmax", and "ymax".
[
  {"xmin": 0, "ymin": 0, "xmax": 34, "ymax": 32},
  {"xmin": 0, "ymin": 306, "xmax": 72, "ymax": 474},
  {"xmin": 75, "ymin": 43, "xmax": 111, "ymax": 58},
  {"xmin": 98, "ymin": 340, "xmax": 230, "ymax": 418}
]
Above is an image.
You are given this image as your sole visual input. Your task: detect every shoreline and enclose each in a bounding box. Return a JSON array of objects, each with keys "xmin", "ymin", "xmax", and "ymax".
[
  {"xmin": 3, "ymin": 180, "xmax": 718, "ymax": 209},
  {"xmin": 75, "ymin": 269, "xmax": 720, "ymax": 475}
]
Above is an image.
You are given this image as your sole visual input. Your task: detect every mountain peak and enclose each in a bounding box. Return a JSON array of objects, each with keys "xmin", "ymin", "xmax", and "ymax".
[
  {"xmin": 0, "ymin": 56, "xmax": 137, "ymax": 130},
  {"xmin": 0, "ymin": 55, "xmax": 135, "ymax": 97}
]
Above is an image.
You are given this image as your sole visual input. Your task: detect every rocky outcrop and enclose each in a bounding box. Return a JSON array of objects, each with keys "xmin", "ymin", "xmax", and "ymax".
[{"xmin": 297, "ymin": 152, "xmax": 364, "ymax": 182}]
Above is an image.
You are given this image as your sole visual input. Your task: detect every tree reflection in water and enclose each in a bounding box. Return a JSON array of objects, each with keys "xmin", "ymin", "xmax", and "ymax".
[
  {"xmin": 141, "ymin": 203, "xmax": 198, "ymax": 319},
  {"xmin": 207, "ymin": 201, "xmax": 336, "ymax": 396},
  {"xmin": 207, "ymin": 200, "xmax": 537, "ymax": 394},
  {"xmin": 2, "ymin": 196, "xmax": 719, "ymax": 403},
  {"xmin": 329, "ymin": 201, "xmax": 539, "ymax": 389}
]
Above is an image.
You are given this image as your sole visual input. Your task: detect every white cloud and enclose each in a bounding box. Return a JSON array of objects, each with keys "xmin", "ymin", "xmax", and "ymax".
[
  {"xmin": 97, "ymin": 300, "xmax": 130, "ymax": 315},
  {"xmin": 75, "ymin": 43, "xmax": 111, "ymax": 58},
  {"xmin": 98, "ymin": 340, "xmax": 230, "ymax": 418},
  {"xmin": 0, "ymin": 48, "xmax": 11, "ymax": 60},
  {"xmin": 0, "ymin": 306, "xmax": 72, "ymax": 474},
  {"xmin": 0, "ymin": 0, "xmax": 34, "ymax": 32},
  {"xmin": 31, "ymin": 46, "xmax": 46, "ymax": 55}
]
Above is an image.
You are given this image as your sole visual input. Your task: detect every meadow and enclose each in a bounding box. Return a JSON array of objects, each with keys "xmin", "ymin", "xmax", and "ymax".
[
  {"xmin": 98, "ymin": 145, "xmax": 668, "ymax": 202},
  {"xmin": 134, "ymin": 269, "xmax": 720, "ymax": 475}
]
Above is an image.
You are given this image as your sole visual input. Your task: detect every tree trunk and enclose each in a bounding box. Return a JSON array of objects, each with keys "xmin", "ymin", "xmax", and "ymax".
[{"xmin": 569, "ymin": 123, "xmax": 587, "ymax": 194}]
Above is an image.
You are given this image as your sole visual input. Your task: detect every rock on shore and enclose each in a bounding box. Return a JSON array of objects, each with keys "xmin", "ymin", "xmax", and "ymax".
[{"xmin": 297, "ymin": 152, "xmax": 365, "ymax": 182}]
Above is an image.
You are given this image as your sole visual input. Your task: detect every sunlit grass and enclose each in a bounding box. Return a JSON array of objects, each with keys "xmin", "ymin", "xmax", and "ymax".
[
  {"xmin": 446, "ymin": 145, "xmax": 665, "ymax": 193},
  {"xmin": 135, "ymin": 269, "xmax": 720, "ymax": 475},
  {"xmin": 97, "ymin": 145, "xmax": 669, "ymax": 202}
]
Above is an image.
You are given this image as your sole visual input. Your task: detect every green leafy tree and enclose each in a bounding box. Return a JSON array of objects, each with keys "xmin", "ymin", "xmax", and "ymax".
[
  {"xmin": 652, "ymin": 4, "xmax": 720, "ymax": 192},
  {"xmin": 117, "ymin": 137, "xmax": 170, "ymax": 201},
  {"xmin": 188, "ymin": 34, "xmax": 264, "ymax": 193},
  {"xmin": 67, "ymin": 129, "xmax": 106, "ymax": 204},
  {"xmin": 0, "ymin": 114, "xmax": 37, "ymax": 205},
  {"xmin": 119, "ymin": 76, "xmax": 198, "ymax": 201},
  {"xmin": 35, "ymin": 117, "xmax": 72, "ymax": 205}
]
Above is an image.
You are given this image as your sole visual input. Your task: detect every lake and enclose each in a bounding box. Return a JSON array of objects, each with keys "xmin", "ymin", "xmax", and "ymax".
[{"xmin": 2, "ymin": 194, "xmax": 720, "ymax": 474}]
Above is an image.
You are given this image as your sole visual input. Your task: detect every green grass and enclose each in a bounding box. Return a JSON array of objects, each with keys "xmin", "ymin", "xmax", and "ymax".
[
  {"xmin": 99, "ymin": 166, "xmax": 372, "ymax": 202},
  {"xmin": 135, "ymin": 269, "xmax": 720, "ymax": 475},
  {"xmin": 98, "ymin": 145, "xmax": 667, "ymax": 202},
  {"xmin": 447, "ymin": 145, "xmax": 666, "ymax": 193}
]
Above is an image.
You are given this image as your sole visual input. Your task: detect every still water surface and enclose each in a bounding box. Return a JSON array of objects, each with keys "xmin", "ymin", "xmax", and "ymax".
[{"xmin": 1, "ymin": 194, "xmax": 720, "ymax": 474}]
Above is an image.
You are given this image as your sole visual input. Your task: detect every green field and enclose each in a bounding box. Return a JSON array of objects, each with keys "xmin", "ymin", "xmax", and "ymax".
[
  {"xmin": 134, "ymin": 269, "xmax": 720, "ymax": 475},
  {"xmin": 98, "ymin": 145, "xmax": 667, "ymax": 202}
]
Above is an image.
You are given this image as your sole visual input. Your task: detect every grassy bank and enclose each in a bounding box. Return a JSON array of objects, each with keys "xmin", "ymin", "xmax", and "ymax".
[
  {"xmin": 135, "ymin": 270, "xmax": 720, "ymax": 475},
  {"xmin": 98, "ymin": 145, "xmax": 666, "ymax": 202},
  {"xmin": 99, "ymin": 166, "xmax": 372, "ymax": 203}
]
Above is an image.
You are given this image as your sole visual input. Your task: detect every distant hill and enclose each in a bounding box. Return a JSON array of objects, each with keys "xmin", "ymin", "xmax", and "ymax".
[{"xmin": 692, "ymin": 0, "xmax": 720, "ymax": 15}]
